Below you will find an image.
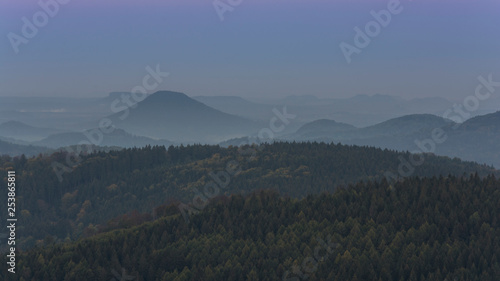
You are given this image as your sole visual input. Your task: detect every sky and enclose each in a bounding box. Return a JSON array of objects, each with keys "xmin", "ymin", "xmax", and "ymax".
[{"xmin": 1, "ymin": 0, "xmax": 499, "ymax": 100}]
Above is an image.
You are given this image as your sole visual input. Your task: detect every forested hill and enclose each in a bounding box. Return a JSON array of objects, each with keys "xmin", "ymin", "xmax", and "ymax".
[
  {"xmin": 3, "ymin": 175, "xmax": 499, "ymax": 280},
  {"xmin": 0, "ymin": 142, "xmax": 497, "ymax": 252}
]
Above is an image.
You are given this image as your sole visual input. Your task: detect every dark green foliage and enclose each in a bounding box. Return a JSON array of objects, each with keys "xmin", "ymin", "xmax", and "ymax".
[
  {"xmin": 0, "ymin": 142, "xmax": 497, "ymax": 252},
  {"xmin": 3, "ymin": 175, "xmax": 499, "ymax": 280}
]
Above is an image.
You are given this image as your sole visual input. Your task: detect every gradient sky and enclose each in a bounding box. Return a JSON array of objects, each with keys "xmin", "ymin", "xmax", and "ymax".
[{"xmin": 1, "ymin": 0, "xmax": 499, "ymax": 100}]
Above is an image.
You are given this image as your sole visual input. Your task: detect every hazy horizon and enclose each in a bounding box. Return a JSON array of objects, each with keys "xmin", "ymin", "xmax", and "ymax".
[
  {"xmin": 1, "ymin": 0, "xmax": 499, "ymax": 100},
  {"xmin": 0, "ymin": 91, "xmax": 471, "ymax": 102}
]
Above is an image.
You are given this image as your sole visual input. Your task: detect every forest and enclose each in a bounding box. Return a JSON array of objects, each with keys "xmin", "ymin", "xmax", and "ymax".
[
  {"xmin": 0, "ymin": 142, "xmax": 499, "ymax": 280},
  {"xmin": 1, "ymin": 175, "xmax": 499, "ymax": 280},
  {"xmin": 0, "ymin": 142, "xmax": 497, "ymax": 251}
]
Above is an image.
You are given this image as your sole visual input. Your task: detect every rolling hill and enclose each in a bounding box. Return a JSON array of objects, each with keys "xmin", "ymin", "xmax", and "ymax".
[
  {"xmin": 293, "ymin": 114, "xmax": 454, "ymax": 140},
  {"xmin": 34, "ymin": 128, "xmax": 174, "ymax": 149},
  {"xmin": 0, "ymin": 139, "xmax": 50, "ymax": 156},
  {"xmin": 290, "ymin": 112, "xmax": 500, "ymax": 167},
  {"xmin": 1, "ymin": 142, "xmax": 497, "ymax": 252},
  {"xmin": 4, "ymin": 173, "xmax": 500, "ymax": 281},
  {"xmin": 295, "ymin": 119, "xmax": 357, "ymax": 138},
  {"xmin": 360, "ymin": 114, "xmax": 454, "ymax": 136},
  {"xmin": 0, "ymin": 120, "xmax": 63, "ymax": 142},
  {"xmin": 457, "ymin": 110, "xmax": 500, "ymax": 132}
]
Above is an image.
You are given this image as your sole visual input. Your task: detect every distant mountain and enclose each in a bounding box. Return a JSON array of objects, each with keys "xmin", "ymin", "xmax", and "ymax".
[
  {"xmin": 34, "ymin": 128, "xmax": 174, "ymax": 149},
  {"xmin": 0, "ymin": 135, "xmax": 30, "ymax": 145},
  {"xmin": 0, "ymin": 139, "xmax": 50, "ymax": 156},
  {"xmin": 0, "ymin": 120, "xmax": 63, "ymax": 141},
  {"xmin": 239, "ymin": 94, "xmax": 456, "ymax": 128},
  {"xmin": 347, "ymin": 93, "xmax": 404, "ymax": 103},
  {"xmin": 360, "ymin": 114, "xmax": 454, "ymax": 136},
  {"xmin": 193, "ymin": 95, "xmax": 257, "ymax": 107},
  {"xmin": 290, "ymin": 112, "xmax": 500, "ymax": 168},
  {"xmin": 192, "ymin": 95, "xmax": 274, "ymax": 121},
  {"xmin": 295, "ymin": 119, "xmax": 356, "ymax": 138},
  {"xmin": 437, "ymin": 111, "xmax": 500, "ymax": 168},
  {"xmin": 294, "ymin": 114, "xmax": 454, "ymax": 140},
  {"xmin": 108, "ymin": 91, "xmax": 262, "ymax": 143},
  {"xmin": 457, "ymin": 110, "xmax": 500, "ymax": 132}
]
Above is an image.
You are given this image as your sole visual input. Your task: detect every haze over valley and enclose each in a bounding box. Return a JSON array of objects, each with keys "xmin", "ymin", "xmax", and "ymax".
[{"xmin": 1, "ymin": 90, "xmax": 499, "ymax": 168}]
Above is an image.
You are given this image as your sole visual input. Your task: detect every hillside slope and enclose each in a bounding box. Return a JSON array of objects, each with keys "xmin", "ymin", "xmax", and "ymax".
[
  {"xmin": 5, "ymin": 175, "xmax": 500, "ymax": 280},
  {"xmin": 0, "ymin": 120, "xmax": 63, "ymax": 141},
  {"xmin": 0, "ymin": 142, "xmax": 497, "ymax": 252}
]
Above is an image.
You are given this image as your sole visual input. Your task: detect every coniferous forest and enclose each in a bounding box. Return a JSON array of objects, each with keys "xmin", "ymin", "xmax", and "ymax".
[{"xmin": 0, "ymin": 142, "xmax": 499, "ymax": 280}]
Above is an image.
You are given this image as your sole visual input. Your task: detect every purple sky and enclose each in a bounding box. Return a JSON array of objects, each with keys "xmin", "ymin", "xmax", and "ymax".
[{"xmin": 1, "ymin": 0, "xmax": 499, "ymax": 100}]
